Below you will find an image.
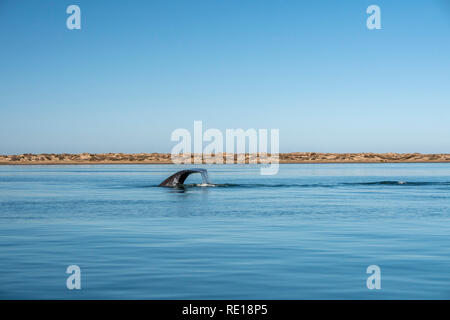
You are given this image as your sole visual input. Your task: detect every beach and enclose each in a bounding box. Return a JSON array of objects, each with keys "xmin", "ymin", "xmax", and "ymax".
[{"xmin": 1, "ymin": 152, "xmax": 449, "ymax": 164}]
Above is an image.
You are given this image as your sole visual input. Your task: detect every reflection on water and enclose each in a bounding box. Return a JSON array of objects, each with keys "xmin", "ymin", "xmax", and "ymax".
[{"xmin": 0, "ymin": 164, "xmax": 449, "ymax": 299}]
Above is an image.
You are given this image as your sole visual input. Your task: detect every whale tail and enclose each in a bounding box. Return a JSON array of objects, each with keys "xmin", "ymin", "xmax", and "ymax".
[{"xmin": 159, "ymin": 168, "xmax": 209, "ymax": 187}]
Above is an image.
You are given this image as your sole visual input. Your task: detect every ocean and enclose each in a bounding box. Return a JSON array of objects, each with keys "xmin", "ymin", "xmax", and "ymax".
[{"xmin": 0, "ymin": 163, "xmax": 449, "ymax": 299}]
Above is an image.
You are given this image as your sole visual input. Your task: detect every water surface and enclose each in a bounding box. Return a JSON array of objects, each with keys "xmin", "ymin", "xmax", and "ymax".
[{"xmin": 0, "ymin": 164, "xmax": 449, "ymax": 299}]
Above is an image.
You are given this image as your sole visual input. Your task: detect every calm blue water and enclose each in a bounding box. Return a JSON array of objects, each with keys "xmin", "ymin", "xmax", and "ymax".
[{"xmin": 0, "ymin": 164, "xmax": 449, "ymax": 299}]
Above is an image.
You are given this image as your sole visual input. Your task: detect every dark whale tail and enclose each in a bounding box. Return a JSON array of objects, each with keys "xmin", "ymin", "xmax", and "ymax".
[{"xmin": 159, "ymin": 168, "xmax": 209, "ymax": 187}]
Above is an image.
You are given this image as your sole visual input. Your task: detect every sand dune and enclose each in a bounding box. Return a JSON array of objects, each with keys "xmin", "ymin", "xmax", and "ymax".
[{"xmin": 0, "ymin": 152, "xmax": 449, "ymax": 164}]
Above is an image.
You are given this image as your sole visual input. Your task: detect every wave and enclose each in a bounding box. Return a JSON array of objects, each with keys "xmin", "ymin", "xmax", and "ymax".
[
  {"xmin": 342, "ymin": 181, "xmax": 450, "ymax": 186},
  {"xmin": 182, "ymin": 183, "xmax": 336, "ymax": 188},
  {"xmin": 178, "ymin": 181, "xmax": 450, "ymax": 189},
  {"xmin": 129, "ymin": 181, "xmax": 450, "ymax": 189}
]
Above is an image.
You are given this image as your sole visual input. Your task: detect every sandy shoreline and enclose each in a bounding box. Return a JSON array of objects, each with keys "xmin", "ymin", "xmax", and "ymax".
[{"xmin": 1, "ymin": 152, "xmax": 449, "ymax": 165}]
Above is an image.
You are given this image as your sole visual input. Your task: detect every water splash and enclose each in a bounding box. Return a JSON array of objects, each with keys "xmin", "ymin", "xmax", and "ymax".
[{"xmin": 199, "ymin": 169, "xmax": 210, "ymax": 184}]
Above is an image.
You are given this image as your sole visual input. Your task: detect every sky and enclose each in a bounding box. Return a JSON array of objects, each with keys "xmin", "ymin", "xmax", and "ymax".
[{"xmin": 0, "ymin": 0, "xmax": 449, "ymax": 154}]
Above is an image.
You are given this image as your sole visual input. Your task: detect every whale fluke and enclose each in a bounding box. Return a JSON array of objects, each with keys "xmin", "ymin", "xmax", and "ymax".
[{"xmin": 159, "ymin": 168, "xmax": 209, "ymax": 187}]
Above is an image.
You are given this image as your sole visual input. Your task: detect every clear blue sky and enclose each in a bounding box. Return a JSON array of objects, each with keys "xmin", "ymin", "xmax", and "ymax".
[{"xmin": 1, "ymin": 0, "xmax": 449, "ymax": 154}]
